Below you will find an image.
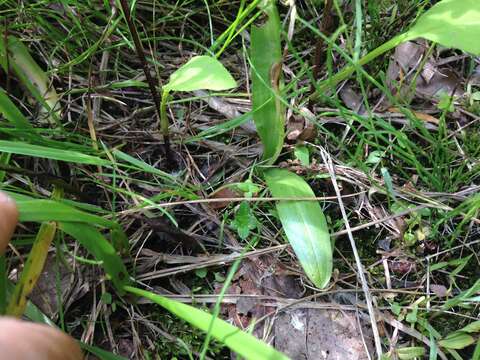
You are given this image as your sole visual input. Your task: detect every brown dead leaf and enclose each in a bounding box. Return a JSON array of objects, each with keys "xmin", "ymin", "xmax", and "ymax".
[
  {"xmin": 286, "ymin": 114, "xmax": 317, "ymax": 142},
  {"xmin": 275, "ymin": 309, "xmax": 373, "ymax": 359},
  {"xmin": 340, "ymin": 84, "xmax": 365, "ymax": 114},
  {"xmin": 430, "ymin": 284, "xmax": 449, "ymax": 298},
  {"xmin": 390, "ymin": 259, "xmax": 416, "ymax": 275},
  {"xmin": 385, "ymin": 41, "xmax": 465, "ymax": 106},
  {"xmin": 208, "ymin": 187, "xmax": 241, "ymax": 209}
]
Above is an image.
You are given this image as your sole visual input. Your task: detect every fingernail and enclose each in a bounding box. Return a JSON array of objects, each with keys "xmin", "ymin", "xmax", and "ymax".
[{"xmin": 0, "ymin": 191, "xmax": 14, "ymax": 204}]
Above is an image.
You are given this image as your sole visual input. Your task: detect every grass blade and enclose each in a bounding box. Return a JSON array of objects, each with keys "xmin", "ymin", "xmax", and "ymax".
[
  {"xmin": 251, "ymin": 0, "xmax": 284, "ymax": 164},
  {"xmin": 264, "ymin": 168, "xmax": 332, "ymax": 288},
  {"xmin": 0, "ymin": 140, "xmax": 109, "ymax": 165},
  {"xmin": 16, "ymin": 199, "xmax": 117, "ymax": 229},
  {"xmin": 124, "ymin": 286, "xmax": 289, "ymax": 360},
  {"xmin": 59, "ymin": 222, "xmax": 130, "ymax": 292},
  {"xmin": 6, "ymin": 221, "xmax": 57, "ymax": 317},
  {"xmin": 0, "ymin": 88, "xmax": 34, "ymax": 130}
]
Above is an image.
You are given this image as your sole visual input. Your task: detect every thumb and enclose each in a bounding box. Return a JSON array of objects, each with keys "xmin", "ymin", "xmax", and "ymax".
[{"xmin": 0, "ymin": 192, "xmax": 18, "ymax": 255}]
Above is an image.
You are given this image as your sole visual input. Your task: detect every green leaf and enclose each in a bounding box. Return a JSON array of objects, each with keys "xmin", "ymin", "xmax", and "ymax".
[
  {"xmin": 365, "ymin": 150, "xmax": 383, "ymax": 165},
  {"xmin": 458, "ymin": 320, "xmax": 480, "ymax": 334},
  {"xmin": 0, "ymin": 88, "xmax": 34, "ymax": 130},
  {"xmin": 439, "ymin": 332, "xmax": 475, "ymax": 350},
  {"xmin": 264, "ymin": 168, "xmax": 332, "ymax": 288},
  {"xmin": 397, "ymin": 346, "xmax": 426, "ymax": 359},
  {"xmin": 16, "ymin": 199, "xmax": 117, "ymax": 229},
  {"xmin": 294, "ymin": 145, "xmax": 310, "ymax": 166},
  {"xmin": 59, "ymin": 222, "xmax": 130, "ymax": 292},
  {"xmin": 405, "ymin": 0, "xmax": 480, "ymax": 56},
  {"xmin": 313, "ymin": 0, "xmax": 480, "ymax": 95},
  {"xmin": 231, "ymin": 202, "xmax": 257, "ymax": 240},
  {"xmin": 251, "ymin": 0, "xmax": 284, "ymax": 164},
  {"xmin": 164, "ymin": 55, "xmax": 237, "ymax": 92},
  {"xmin": 124, "ymin": 286, "xmax": 289, "ymax": 360},
  {"xmin": 443, "ymin": 279, "xmax": 480, "ymax": 310},
  {"xmin": 0, "ymin": 140, "xmax": 109, "ymax": 165},
  {"xmin": 473, "ymin": 340, "xmax": 480, "ymax": 360},
  {"xmin": 7, "ymin": 221, "xmax": 57, "ymax": 317},
  {"xmin": 0, "ymin": 36, "xmax": 61, "ymax": 126}
]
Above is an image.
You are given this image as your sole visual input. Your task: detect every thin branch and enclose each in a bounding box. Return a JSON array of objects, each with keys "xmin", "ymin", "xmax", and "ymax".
[{"xmin": 118, "ymin": 0, "xmax": 170, "ymax": 154}]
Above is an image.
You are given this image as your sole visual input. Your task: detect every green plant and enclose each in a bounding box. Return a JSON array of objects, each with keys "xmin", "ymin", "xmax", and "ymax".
[
  {"xmin": 124, "ymin": 286, "xmax": 288, "ymax": 360},
  {"xmin": 313, "ymin": 0, "xmax": 480, "ymax": 96},
  {"xmin": 161, "ymin": 55, "xmax": 237, "ymax": 147},
  {"xmin": 251, "ymin": 0, "xmax": 332, "ymax": 288}
]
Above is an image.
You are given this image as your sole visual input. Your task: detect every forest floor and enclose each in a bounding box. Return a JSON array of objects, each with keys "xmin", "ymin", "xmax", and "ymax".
[{"xmin": 1, "ymin": 1, "xmax": 479, "ymax": 359}]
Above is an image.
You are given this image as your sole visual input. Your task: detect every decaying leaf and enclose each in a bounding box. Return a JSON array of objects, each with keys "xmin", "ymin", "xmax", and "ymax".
[{"xmin": 274, "ymin": 308, "xmax": 373, "ymax": 359}]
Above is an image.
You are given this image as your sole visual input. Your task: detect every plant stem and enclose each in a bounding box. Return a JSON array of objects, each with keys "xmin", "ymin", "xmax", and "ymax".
[
  {"xmin": 160, "ymin": 89, "xmax": 171, "ymax": 156},
  {"xmin": 312, "ymin": 32, "xmax": 409, "ymax": 97},
  {"xmin": 118, "ymin": 0, "xmax": 170, "ymax": 153}
]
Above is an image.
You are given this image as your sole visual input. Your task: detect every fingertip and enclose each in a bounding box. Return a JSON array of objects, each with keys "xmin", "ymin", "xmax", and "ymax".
[{"xmin": 0, "ymin": 191, "xmax": 18, "ymax": 255}]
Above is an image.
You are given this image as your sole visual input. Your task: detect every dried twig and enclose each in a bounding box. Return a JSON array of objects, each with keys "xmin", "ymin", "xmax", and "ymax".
[{"xmin": 321, "ymin": 149, "xmax": 383, "ymax": 359}]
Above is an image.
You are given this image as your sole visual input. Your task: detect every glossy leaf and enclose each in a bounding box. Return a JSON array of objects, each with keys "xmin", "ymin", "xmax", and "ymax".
[
  {"xmin": 124, "ymin": 286, "xmax": 289, "ymax": 360},
  {"xmin": 438, "ymin": 332, "xmax": 475, "ymax": 350},
  {"xmin": 60, "ymin": 222, "xmax": 130, "ymax": 292},
  {"xmin": 405, "ymin": 0, "xmax": 480, "ymax": 55},
  {"xmin": 264, "ymin": 168, "xmax": 332, "ymax": 288},
  {"xmin": 0, "ymin": 140, "xmax": 109, "ymax": 166},
  {"xmin": 164, "ymin": 55, "xmax": 237, "ymax": 92},
  {"xmin": 0, "ymin": 36, "xmax": 61, "ymax": 125},
  {"xmin": 251, "ymin": 0, "xmax": 284, "ymax": 164}
]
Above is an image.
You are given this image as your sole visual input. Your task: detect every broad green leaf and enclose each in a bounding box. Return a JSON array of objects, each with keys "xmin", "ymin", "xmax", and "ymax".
[
  {"xmin": 459, "ymin": 320, "xmax": 480, "ymax": 334},
  {"xmin": 251, "ymin": 0, "xmax": 284, "ymax": 164},
  {"xmin": 0, "ymin": 36, "xmax": 61, "ymax": 125},
  {"xmin": 0, "ymin": 88, "xmax": 34, "ymax": 130},
  {"xmin": 16, "ymin": 200, "xmax": 117, "ymax": 229},
  {"xmin": 264, "ymin": 168, "xmax": 332, "ymax": 288},
  {"xmin": 124, "ymin": 286, "xmax": 289, "ymax": 360},
  {"xmin": 397, "ymin": 346, "xmax": 426, "ymax": 359},
  {"xmin": 0, "ymin": 140, "xmax": 109, "ymax": 165},
  {"xmin": 405, "ymin": 0, "xmax": 480, "ymax": 55},
  {"xmin": 439, "ymin": 332, "xmax": 475, "ymax": 350},
  {"xmin": 164, "ymin": 55, "xmax": 237, "ymax": 92},
  {"xmin": 59, "ymin": 222, "xmax": 130, "ymax": 292}
]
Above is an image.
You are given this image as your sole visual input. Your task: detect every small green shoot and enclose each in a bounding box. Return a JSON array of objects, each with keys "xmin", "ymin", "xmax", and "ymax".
[{"xmin": 161, "ymin": 55, "xmax": 237, "ymax": 148}]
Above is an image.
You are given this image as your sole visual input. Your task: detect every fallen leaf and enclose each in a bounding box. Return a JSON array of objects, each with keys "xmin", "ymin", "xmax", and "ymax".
[
  {"xmin": 275, "ymin": 309, "xmax": 373, "ymax": 359},
  {"xmin": 208, "ymin": 187, "xmax": 241, "ymax": 209},
  {"xmin": 388, "ymin": 107, "xmax": 440, "ymax": 125},
  {"xmin": 430, "ymin": 284, "xmax": 449, "ymax": 298}
]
